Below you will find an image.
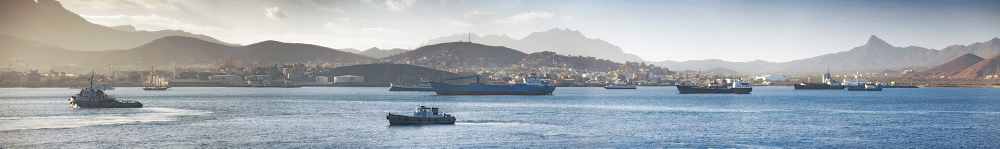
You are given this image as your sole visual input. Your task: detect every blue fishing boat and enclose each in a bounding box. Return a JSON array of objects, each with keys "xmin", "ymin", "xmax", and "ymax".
[{"xmin": 430, "ymin": 73, "xmax": 556, "ymax": 95}]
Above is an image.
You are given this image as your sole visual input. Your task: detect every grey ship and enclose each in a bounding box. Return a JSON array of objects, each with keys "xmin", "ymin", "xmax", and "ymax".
[{"xmin": 68, "ymin": 73, "xmax": 143, "ymax": 108}]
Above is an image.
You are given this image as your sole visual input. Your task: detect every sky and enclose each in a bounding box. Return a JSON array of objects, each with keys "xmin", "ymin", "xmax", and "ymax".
[{"xmin": 59, "ymin": 0, "xmax": 1000, "ymax": 62}]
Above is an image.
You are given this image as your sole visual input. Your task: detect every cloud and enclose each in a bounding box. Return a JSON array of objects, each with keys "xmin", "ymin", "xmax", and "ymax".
[
  {"xmin": 385, "ymin": 0, "xmax": 417, "ymax": 12},
  {"xmin": 265, "ymin": 7, "xmax": 288, "ymax": 19},
  {"xmin": 60, "ymin": 0, "xmax": 179, "ymax": 10},
  {"xmin": 506, "ymin": 11, "xmax": 555, "ymax": 23},
  {"xmin": 82, "ymin": 14, "xmax": 218, "ymax": 32},
  {"xmin": 452, "ymin": 11, "xmax": 557, "ymax": 26},
  {"xmin": 323, "ymin": 22, "xmax": 409, "ymax": 36},
  {"xmin": 361, "ymin": 27, "xmax": 404, "ymax": 34}
]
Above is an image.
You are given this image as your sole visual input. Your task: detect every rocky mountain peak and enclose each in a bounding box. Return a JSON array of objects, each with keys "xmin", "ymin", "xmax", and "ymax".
[{"xmin": 864, "ymin": 35, "xmax": 893, "ymax": 48}]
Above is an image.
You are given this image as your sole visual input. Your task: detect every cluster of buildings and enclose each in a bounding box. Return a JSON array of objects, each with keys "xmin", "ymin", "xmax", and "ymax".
[{"xmin": 2, "ymin": 58, "xmax": 816, "ymax": 87}]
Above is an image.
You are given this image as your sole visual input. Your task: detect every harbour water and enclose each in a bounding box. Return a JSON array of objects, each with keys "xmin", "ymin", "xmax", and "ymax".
[{"xmin": 1, "ymin": 87, "xmax": 998, "ymax": 148}]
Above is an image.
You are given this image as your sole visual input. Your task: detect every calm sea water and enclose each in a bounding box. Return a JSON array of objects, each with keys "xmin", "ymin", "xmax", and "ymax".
[{"xmin": 1, "ymin": 87, "xmax": 998, "ymax": 148}]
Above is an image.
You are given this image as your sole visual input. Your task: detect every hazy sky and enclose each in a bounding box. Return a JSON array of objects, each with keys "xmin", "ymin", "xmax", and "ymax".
[{"xmin": 59, "ymin": 0, "xmax": 1000, "ymax": 62}]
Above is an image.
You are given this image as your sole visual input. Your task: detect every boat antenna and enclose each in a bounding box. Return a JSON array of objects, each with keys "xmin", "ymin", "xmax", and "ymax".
[{"xmin": 468, "ymin": 33, "xmax": 472, "ymax": 43}]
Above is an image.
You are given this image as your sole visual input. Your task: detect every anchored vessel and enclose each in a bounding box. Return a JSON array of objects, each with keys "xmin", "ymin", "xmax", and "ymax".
[
  {"xmin": 386, "ymin": 106, "xmax": 456, "ymax": 125},
  {"xmin": 676, "ymin": 79, "xmax": 752, "ymax": 94},
  {"xmin": 143, "ymin": 67, "xmax": 170, "ymax": 90},
  {"xmin": 68, "ymin": 73, "xmax": 142, "ymax": 108},
  {"xmin": 847, "ymin": 83, "xmax": 883, "ymax": 91},
  {"xmin": 794, "ymin": 71, "xmax": 845, "ymax": 90},
  {"xmin": 389, "ymin": 78, "xmax": 434, "ymax": 91},
  {"xmin": 604, "ymin": 84, "xmax": 637, "ymax": 89},
  {"xmin": 430, "ymin": 73, "xmax": 556, "ymax": 95},
  {"xmin": 880, "ymin": 82, "xmax": 919, "ymax": 88}
]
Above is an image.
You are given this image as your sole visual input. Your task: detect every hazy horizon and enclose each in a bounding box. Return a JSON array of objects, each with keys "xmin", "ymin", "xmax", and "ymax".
[{"xmin": 59, "ymin": 0, "xmax": 1000, "ymax": 62}]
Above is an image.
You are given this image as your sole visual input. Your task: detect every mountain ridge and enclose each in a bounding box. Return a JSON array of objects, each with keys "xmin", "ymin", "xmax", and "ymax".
[
  {"xmin": 0, "ymin": 35, "xmax": 372, "ymax": 68},
  {"xmin": 652, "ymin": 36, "xmax": 1000, "ymax": 73},
  {"xmin": 0, "ymin": 0, "xmax": 236, "ymax": 51},
  {"xmin": 425, "ymin": 28, "xmax": 645, "ymax": 63}
]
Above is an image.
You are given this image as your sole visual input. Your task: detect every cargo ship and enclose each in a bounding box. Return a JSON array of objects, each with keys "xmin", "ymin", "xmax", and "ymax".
[
  {"xmin": 847, "ymin": 83, "xmax": 883, "ymax": 91},
  {"xmin": 676, "ymin": 79, "xmax": 752, "ymax": 94},
  {"xmin": 794, "ymin": 71, "xmax": 845, "ymax": 90},
  {"xmin": 389, "ymin": 78, "xmax": 434, "ymax": 91},
  {"xmin": 386, "ymin": 106, "xmax": 456, "ymax": 125},
  {"xmin": 430, "ymin": 73, "xmax": 556, "ymax": 95}
]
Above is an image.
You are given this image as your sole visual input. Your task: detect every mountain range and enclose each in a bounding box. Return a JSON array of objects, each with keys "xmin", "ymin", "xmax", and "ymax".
[
  {"xmin": 2, "ymin": 0, "xmax": 998, "ymax": 75},
  {"xmin": 425, "ymin": 28, "xmax": 645, "ymax": 63},
  {"xmin": 0, "ymin": 0, "xmax": 236, "ymax": 51},
  {"xmin": 384, "ymin": 42, "xmax": 527, "ymax": 68},
  {"xmin": 0, "ymin": 35, "xmax": 373, "ymax": 68},
  {"xmin": 653, "ymin": 36, "xmax": 1000, "ymax": 73},
  {"xmin": 341, "ymin": 47, "xmax": 410, "ymax": 58}
]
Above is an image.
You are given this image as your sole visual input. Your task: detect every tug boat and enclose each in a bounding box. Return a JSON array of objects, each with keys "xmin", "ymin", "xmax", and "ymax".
[
  {"xmin": 430, "ymin": 73, "xmax": 555, "ymax": 95},
  {"xmin": 676, "ymin": 79, "xmax": 752, "ymax": 94},
  {"xmin": 386, "ymin": 106, "xmax": 456, "ymax": 125},
  {"xmin": 68, "ymin": 73, "xmax": 142, "ymax": 108}
]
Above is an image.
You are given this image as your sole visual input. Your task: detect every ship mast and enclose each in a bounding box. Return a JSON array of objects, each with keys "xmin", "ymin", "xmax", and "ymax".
[{"xmin": 89, "ymin": 70, "xmax": 94, "ymax": 89}]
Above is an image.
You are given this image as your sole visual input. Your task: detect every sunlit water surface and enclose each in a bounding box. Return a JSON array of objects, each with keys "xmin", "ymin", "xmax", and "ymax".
[{"xmin": 1, "ymin": 87, "xmax": 998, "ymax": 148}]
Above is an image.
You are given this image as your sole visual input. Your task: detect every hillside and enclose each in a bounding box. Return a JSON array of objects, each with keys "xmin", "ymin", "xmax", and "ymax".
[
  {"xmin": 652, "ymin": 36, "xmax": 1000, "ymax": 73},
  {"xmin": 517, "ymin": 51, "xmax": 620, "ymax": 72},
  {"xmin": 383, "ymin": 42, "xmax": 527, "ymax": 68},
  {"xmin": 952, "ymin": 54, "xmax": 1000, "ymax": 79},
  {"xmin": 0, "ymin": 0, "xmax": 235, "ymax": 51},
  {"xmin": 1, "ymin": 36, "xmax": 372, "ymax": 68},
  {"xmin": 704, "ymin": 68, "xmax": 741, "ymax": 74},
  {"xmin": 0, "ymin": 35, "xmax": 109, "ymax": 66},
  {"xmin": 358, "ymin": 47, "xmax": 408, "ymax": 58},
  {"xmin": 101, "ymin": 36, "xmax": 373, "ymax": 66},
  {"xmin": 903, "ymin": 54, "xmax": 984, "ymax": 77},
  {"xmin": 425, "ymin": 28, "xmax": 645, "ymax": 63},
  {"xmin": 318, "ymin": 64, "xmax": 463, "ymax": 85}
]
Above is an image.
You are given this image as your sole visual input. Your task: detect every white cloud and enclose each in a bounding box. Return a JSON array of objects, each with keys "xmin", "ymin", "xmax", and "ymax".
[
  {"xmin": 445, "ymin": 20, "xmax": 474, "ymax": 27},
  {"xmin": 265, "ymin": 7, "xmax": 288, "ymax": 20},
  {"xmin": 506, "ymin": 11, "xmax": 554, "ymax": 23},
  {"xmin": 61, "ymin": 0, "xmax": 179, "ymax": 10},
  {"xmin": 361, "ymin": 27, "xmax": 404, "ymax": 34},
  {"xmin": 81, "ymin": 14, "xmax": 224, "ymax": 33},
  {"xmin": 323, "ymin": 22, "xmax": 410, "ymax": 36},
  {"xmin": 323, "ymin": 22, "xmax": 357, "ymax": 33},
  {"xmin": 453, "ymin": 11, "xmax": 557, "ymax": 26},
  {"xmin": 385, "ymin": 0, "xmax": 417, "ymax": 12}
]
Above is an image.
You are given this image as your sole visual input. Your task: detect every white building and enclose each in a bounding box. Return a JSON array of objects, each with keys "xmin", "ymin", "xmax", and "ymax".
[
  {"xmin": 333, "ymin": 75, "xmax": 364, "ymax": 83},
  {"xmin": 316, "ymin": 76, "xmax": 329, "ymax": 83}
]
